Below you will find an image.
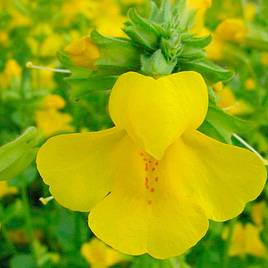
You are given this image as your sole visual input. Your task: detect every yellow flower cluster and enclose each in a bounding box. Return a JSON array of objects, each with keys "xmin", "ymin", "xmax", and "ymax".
[{"xmin": 35, "ymin": 95, "xmax": 74, "ymax": 137}]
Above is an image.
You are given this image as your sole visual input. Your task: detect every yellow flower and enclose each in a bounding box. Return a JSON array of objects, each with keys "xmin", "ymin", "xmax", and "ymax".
[
  {"xmin": 261, "ymin": 52, "xmax": 268, "ymax": 66},
  {"xmin": 227, "ymin": 223, "xmax": 266, "ymax": 257},
  {"xmin": 4, "ymin": 59, "xmax": 22, "ymax": 80},
  {"xmin": 187, "ymin": 0, "xmax": 212, "ymax": 36},
  {"xmin": 61, "ymin": 0, "xmax": 95, "ymax": 25},
  {"xmin": 212, "ymin": 81, "xmax": 223, "ymax": 92},
  {"xmin": 31, "ymin": 70, "xmax": 56, "ymax": 90},
  {"xmin": 0, "ymin": 31, "xmax": 9, "ymax": 46},
  {"xmin": 206, "ymin": 36, "xmax": 225, "ymax": 61},
  {"xmin": 81, "ymin": 238, "xmax": 124, "ymax": 268},
  {"xmin": 35, "ymin": 95, "xmax": 74, "ymax": 137},
  {"xmin": 64, "ymin": 36, "xmax": 100, "ymax": 68},
  {"xmin": 215, "ymin": 18, "xmax": 247, "ymax": 43},
  {"xmin": 0, "ymin": 181, "xmax": 17, "ymax": 197},
  {"xmin": 95, "ymin": 15, "xmax": 126, "ymax": 37},
  {"xmin": 244, "ymin": 2, "xmax": 257, "ymax": 22},
  {"xmin": 36, "ymin": 72, "xmax": 266, "ymax": 259},
  {"xmin": 39, "ymin": 34, "xmax": 64, "ymax": 58},
  {"xmin": 245, "ymin": 78, "xmax": 256, "ymax": 91},
  {"xmin": 0, "ymin": 59, "xmax": 22, "ymax": 88},
  {"xmin": 9, "ymin": 10, "xmax": 31, "ymax": 28},
  {"xmin": 251, "ymin": 202, "xmax": 266, "ymax": 228},
  {"xmin": 207, "ymin": 18, "xmax": 248, "ymax": 61},
  {"xmin": 35, "ymin": 110, "xmax": 74, "ymax": 137},
  {"xmin": 42, "ymin": 95, "xmax": 66, "ymax": 110},
  {"xmin": 217, "ymin": 87, "xmax": 252, "ymax": 115}
]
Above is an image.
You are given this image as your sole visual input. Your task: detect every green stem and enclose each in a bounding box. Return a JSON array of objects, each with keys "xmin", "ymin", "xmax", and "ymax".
[
  {"xmin": 222, "ymin": 219, "xmax": 236, "ymax": 268},
  {"xmin": 21, "ymin": 185, "xmax": 35, "ymax": 256}
]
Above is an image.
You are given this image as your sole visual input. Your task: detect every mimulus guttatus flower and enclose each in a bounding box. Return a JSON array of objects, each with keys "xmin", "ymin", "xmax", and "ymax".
[
  {"xmin": 37, "ymin": 71, "xmax": 266, "ymax": 259},
  {"xmin": 224, "ymin": 223, "xmax": 266, "ymax": 257},
  {"xmin": 81, "ymin": 238, "xmax": 125, "ymax": 268}
]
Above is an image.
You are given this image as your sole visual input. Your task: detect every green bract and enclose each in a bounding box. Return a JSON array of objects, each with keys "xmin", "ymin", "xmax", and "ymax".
[
  {"xmin": 91, "ymin": 0, "xmax": 233, "ymax": 80},
  {"xmin": 0, "ymin": 127, "xmax": 39, "ymax": 181}
]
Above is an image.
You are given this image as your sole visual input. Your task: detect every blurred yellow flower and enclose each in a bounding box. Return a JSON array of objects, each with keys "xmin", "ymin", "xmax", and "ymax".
[
  {"xmin": 261, "ymin": 52, "xmax": 268, "ymax": 66},
  {"xmin": 4, "ymin": 59, "xmax": 22, "ymax": 79},
  {"xmin": 207, "ymin": 18, "xmax": 247, "ymax": 61},
  {"xmin": 227, "ymin": 223, "xmax": 266, "ymax": 257},
  {"xmin": 42, "ymin": 95, "xmax": 66, "ymax": 110},
  {"xmin": 206, "ymin": 37, "xmax": 224, "ymax": 60},
  {"xmin": 9, "ymin": 10, "xmax": 31, "ymax": 29},
  {"xmin": 244, "ymin": 2, "xmax": 257, "ymax": 22},
  {"xmin": 31, "ymin": 23, "xmax": 53, "ymax": 37},
  {"xmin": 212, "ymin": 81, "xmax": 223, "ymax": 92},
  {"xmin": 81, "ymin": 238, "xmax": 124, "ymax": 268},
  {"xmin": 0, "ymin": 31, "xmax": 9, "ymax": 46},
  {"xmin": 95, "ymin": 15, "xmax": 126, "ymax": 37},
  {"xmin": 35, "ymin": 95, "xmax": 74, "ymax": 137},
  {"xmin": 215, "ymin": 18, "xmax": 247, "ymax": 42},
  {"xmin": 187, "ymin": 0, "xmax": 212, "ymax": 36},
  {"xmin": 32, "ymin": 70, "xmax": 56, "ymax": 90},
  {"xmin": 217, "ymin": 86, "xmax": 252, "ymax": 115},
  {"xmin": 64, "ymin": 36, "xmax": 100, "ymax": 68},
  {"xmin": 37, "ymin": 72, "xmax": 266, "ymax": 258},
  {"xmin": 61, "ymin": 0, "xmax": 95, "ymax": 25},
  {"xmin": 40, "ymin": 34, "xmax": 64, "ymax": 58},
  {"xmin": 245, "ymin": 78, "xmax": 256, "ymax": 91},
  {"xmin": 251, "ymin": 202, "xmax": 266, "ymax": 228},
  {"xmin": 0, "ymin": 181, "xmax": 17, "ymax": 197},
  {"xmin": 35, "ymin": 110, "xmax": 74, "ymax": 137},
  {"xmin": 0, "ymin": 59, "xmax": 22, "ymax": 88}
]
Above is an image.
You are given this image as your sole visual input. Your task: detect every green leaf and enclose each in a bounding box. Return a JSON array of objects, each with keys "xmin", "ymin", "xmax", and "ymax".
[
  {"xmin": 180, "ymin": 59, "xmax": 234, "ymax": 83},
  {"xmin": 199, "ymin": 105, "xmax": 252, "ymax": 143},
  {"xmin": 91, "ymin": 31, "xmax": 140, "ymax": 74},
  {"xmin": 10, "ymin": 254, "xmax": 35, "ymax": 268},
  {"xmin": 0, "ymin": 127, "xmax": 38, "ymax": 181},
  {"xmin": 183, "ymin": 35, "xmax": 212, "ymax": 48},
  {"xmin": 66, "ymin": 74, "xmax": 117, "ymax": 100},
  {"xmin": 125, "ymin": 8, "xmax": 161, "ymax": 50}
]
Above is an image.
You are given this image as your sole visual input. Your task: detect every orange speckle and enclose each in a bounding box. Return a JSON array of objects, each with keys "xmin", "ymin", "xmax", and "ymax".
[
  {"xmin": 147, "ymin": 200, "xmax": 152, "ymax": 205},
  {"xmin": 145, "ymin": 163, "xmax": 149, "ymax": 171},
  {"xmin": 155, "ymin": 177, "xmax": 158, "ymax": 182},
  {"xmin": 152, "ymin": 167, "xmax": 156, "ymax": 171},
  {"xmin": 155, "ymin": 161, "xmax": 159, "ymax": 166},
  {"xmin": 150, "ymin": 188, "xmax": 155, "ymax": 192}
]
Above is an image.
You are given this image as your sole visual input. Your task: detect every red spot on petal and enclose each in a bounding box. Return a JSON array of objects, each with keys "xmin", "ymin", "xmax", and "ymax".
[
  {"xmin": 148, "ymin": 200, "xmax": 152, "ymax": 205},
  {"xmin": 150, "ymin": 188, "xmax": 155, "ymax": 192}
]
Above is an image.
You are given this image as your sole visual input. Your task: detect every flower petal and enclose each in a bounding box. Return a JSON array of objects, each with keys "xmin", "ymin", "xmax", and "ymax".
[
  {"xmin": 168, "ymin": 130, "xmax": 267, "ymax": 221},
  {"xmin": 89, "ymin": 135, "xmax": 208, "ymax": 259},
  {"xmin": 36, "ymin": 128, "xmax": 125, "ymax": 212},
  {"xmin": 109, "ymin": 71, "xmax": 208, "ymax": 159}
]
